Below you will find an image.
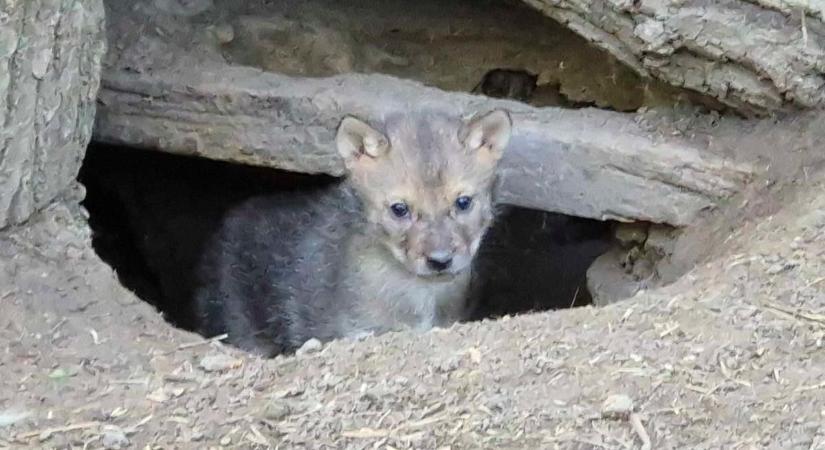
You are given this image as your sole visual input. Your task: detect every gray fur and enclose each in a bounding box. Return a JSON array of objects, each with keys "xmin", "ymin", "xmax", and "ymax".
[
  {"xmin": 195, "ymin": 110, "xmax": 511, "ymax": 356},
  {"xmin": 472, "ymin": 69, "xmax": 538, "ymax": 102}
]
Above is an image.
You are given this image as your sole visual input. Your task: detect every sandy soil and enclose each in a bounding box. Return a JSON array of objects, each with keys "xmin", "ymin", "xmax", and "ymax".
[{"xmin": 2, "ymin": 107, "xmax": 825, "ymax": 449}]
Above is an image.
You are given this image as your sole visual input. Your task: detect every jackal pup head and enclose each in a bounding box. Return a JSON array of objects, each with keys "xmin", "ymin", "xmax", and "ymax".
[{"xmin": 335, "ymin": 109, "xmax": 512, "ymax": 277}]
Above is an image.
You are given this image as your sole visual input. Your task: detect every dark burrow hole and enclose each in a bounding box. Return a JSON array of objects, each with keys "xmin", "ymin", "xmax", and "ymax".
[{"xmin": 79, "ymin": 144, "xmax": 613, "ymax": 341}]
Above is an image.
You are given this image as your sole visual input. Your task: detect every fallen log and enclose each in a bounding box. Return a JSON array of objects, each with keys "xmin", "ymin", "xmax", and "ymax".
[
  {"xmin": 521, "ymin": 0, "xmax": 825, "ymax": 114},
  {"xmin": 95, "ymin": 66, "xmax": 753, "ymax": 226}
]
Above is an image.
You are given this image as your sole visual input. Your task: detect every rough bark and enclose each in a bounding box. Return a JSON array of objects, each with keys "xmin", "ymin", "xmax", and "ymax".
[
  {"xmin": 0, "ymin": 0, "xmax": 106, "ymax": 229},
  {"xmin": 95, "ymin": 67, "xmax": 754, "ymax": 226},
  {"xmin": 521, "ymin": 0, "xmax": 825, "ymax": 114}
]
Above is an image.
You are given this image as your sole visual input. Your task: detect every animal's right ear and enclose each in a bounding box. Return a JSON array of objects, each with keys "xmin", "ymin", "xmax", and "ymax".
[
  {"xmin": 459, "ymin": 109, "xmax": 512, "ymax": 163},
  {"xmin": 335, "ymin": 116, "xmax": 389, "ymax": 170}
]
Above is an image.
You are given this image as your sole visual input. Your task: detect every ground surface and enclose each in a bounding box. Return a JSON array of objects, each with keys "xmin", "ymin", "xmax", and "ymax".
[{"xmin": 1, "ymin": 109, "xmax": 825, "ymax": 449}]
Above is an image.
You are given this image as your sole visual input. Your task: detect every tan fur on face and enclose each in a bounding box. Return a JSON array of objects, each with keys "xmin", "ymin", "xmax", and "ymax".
[{"xmin": 336, "ymin": 109, "xmax": 512, "ymax": 277}]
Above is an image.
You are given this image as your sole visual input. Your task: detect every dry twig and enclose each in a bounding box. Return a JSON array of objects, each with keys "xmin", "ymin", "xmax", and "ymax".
[
  {"xmin": 177, "ymin": 333, "xmax": 229, "ymax": 350},
  {"xmin": 15, "ymin": 421, "xmax": 101, "ymax": 440},
  {"xmin": 629, "ymin": 413, "xmax": 651, "ymax": 450},
  {"xmin": 765, "ymin": 302, "xmax": 825, "ymax": 326}
]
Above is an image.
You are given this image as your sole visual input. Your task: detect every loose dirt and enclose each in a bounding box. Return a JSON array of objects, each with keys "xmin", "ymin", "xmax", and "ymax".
[{"xmin": 2, "ymin": 108, "xmax": 825, "ymax": 449}]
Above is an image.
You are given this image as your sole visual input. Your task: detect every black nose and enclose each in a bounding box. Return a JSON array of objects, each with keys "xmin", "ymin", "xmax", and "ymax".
[{"xmin": 426, "ymin": 255, "xmax": 453, "ymax": 272}]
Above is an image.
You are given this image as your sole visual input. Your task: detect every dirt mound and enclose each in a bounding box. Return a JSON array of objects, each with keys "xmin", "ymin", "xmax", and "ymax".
[{"xmin": 2, "ymin": 124, "xmax": 824, "ymax": 448}]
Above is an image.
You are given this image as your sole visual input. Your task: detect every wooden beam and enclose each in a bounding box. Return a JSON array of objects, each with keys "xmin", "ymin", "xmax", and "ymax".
[{"xmin": 94, "ymin": 67, "xmax": 753, "ymax": 225}]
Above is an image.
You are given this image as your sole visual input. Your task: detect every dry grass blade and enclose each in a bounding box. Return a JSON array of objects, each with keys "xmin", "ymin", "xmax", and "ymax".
[
  {"xmin": 795, "ymin": 380, "xmax": 825, "ymax": 393},
  {"xmin": 177, "ymin": 333, "xmax": 229, "ymax": 350},
  {"xmin": 341, "ymin": 428, "xmax": 392, "ymax": 439},
  {"xmin": 764, "ymin": 302, "xmax": 825, "ymax": 326},
  {"xmin": 342, "ymin": 412, "xmax": 451, "ymax": 440},
  {"xmin": 246, "ymin": 424, "xmax": 271, "ymax": 445},
  {"xmin": 801, "ymin": 9, "xmax": 809, "ymax": 47},
  {"xmin": 395, "ymin": 413, "xmax": 449, "ymax": 431},
  {"xmin": 15, "ymin": 421, "xmax": 101, "ymax": 440},
  {"xmin": 807, "ymin": 277, "xmax": 825, "ymax": 288},
  {"xmin": 629, "ymin": 413, "xmax": 651, "ymax": 450}
]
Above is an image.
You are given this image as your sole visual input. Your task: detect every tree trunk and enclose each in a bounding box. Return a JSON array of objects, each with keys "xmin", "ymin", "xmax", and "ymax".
[
  {"xmin": 521, "ymin": 0, "xmax": 825, "ymax": 114},
  {"xmin": 0, "ymin": 0, "xmax": 106, "ymax": 229}
]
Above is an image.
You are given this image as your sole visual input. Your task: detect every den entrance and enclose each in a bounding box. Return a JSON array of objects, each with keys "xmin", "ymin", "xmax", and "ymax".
[
  {"xmin": 80, "ymin": 0, "xmax": 701, "ymax": 355},
  {"xmin": 79, "ymin": 145, "xmax": 617, "ymax": 333}
]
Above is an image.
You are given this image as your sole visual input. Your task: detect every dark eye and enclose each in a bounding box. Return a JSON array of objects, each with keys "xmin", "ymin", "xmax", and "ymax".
[
  {"xmin": 390, "ymin": 202, "xmax": 409, "ymax": 218},
  {"xmin": 455, "ymin": 196, "xmax": 473, "ymax": 211}
]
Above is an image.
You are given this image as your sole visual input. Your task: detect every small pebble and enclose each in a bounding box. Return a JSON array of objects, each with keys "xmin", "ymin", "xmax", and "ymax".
[
  {"xmin": 321, "ymin": 373, "xmax": 343, "ymax": 389},
  {"xmin": 615, "ymin": 223, "xmax": 648, "ymax": 246},
  {"xmin": 146, "ymin": 388, "xmax": 169, "ymax": 403},
  {"xmin": 602, "ymin": 394, "xmax": 634, "ymax": 418},
  {"xmin": 436, "ymin": 357, "xmax": 461, "ymax": 373},
  {"xmin": 199, "ymin": 354, "xmax": 242, "ymax": 372},
  {"xmin": 213, "ymin": 24, "xmax": 234, "ymax": 44},
  {"xmin": 263, "ymin": 400, "xmax": 291, "ymax": 421},
  {"xmin": 0, "ymin": 409, "xmax": 30, "ymax": 428},
  {"xmin": 767, "ymin": 261, "xmax": 797, "ymax": 275},
  {"xmin": 66, "ymin": 246, "xmax": 84, "ymax": 260},
  {"xmin": 296, "ymin": 338, "xmax": 323, "ymax": 355},
  {"xmin": 101, "ymin": 426, "xmax": 129, "ymax": 449}
]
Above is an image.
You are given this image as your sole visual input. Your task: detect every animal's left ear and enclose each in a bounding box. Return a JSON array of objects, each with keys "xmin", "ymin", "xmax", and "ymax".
[
  {"xmin": 460, "ymin": 109, "xmax": 512, "ymax": 162},
  {"xmin": 335, "ymin": 115, "xmax": 390, "ymax": 171}
]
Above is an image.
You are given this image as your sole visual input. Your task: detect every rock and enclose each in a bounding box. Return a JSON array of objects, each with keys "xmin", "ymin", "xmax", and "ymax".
[
  {"xmin": 146, "ymin": 388, "xmax": 169, "ymax": 403},
  {"xmin": 602, "ymin": 394, "xmax": 634, "ymax": 418},
  {"xmin": 586, "ymin": 248, "xmax": 646, "ymax": 306},
  {"xmin": 190, "ymin": 430, "xmax": 205, "ymax": 441},
  {"xmin": 199, "ymin": 354, "xmax": 243, "ymax": 372},
  {"xmin": 296, "ymin": 338, "xmax": 323, "ymax": 355},
  {"xmin": 153, "ymin": 0, "xmax": 213, "ymax": 16},
  {"xmin": 228, "ymin": 15, "xmax": 356, "ymax": 75},
  {"xmin": 212, "ymin": 24, "xmax": 235, "ymax": 44},
  {"xmin": 614, "ymin": 223, "xmax": 649, "ymax": 247},
  {"xmin": 588, "ymin": 222, "xmax": 681, "ymax": 305},
  {"xmin": 436, "ymin": 357, "xmax": 461, "ymax": 373},
  {"xmin": 101, "ymin": 426, "xmax": 130, "ymax": 449},
  {"xmin": 645, "ymin": 225, "xmax": 679, "ymax": 257},
  {"xmin": 0, "ymin": 409, "xmax": 30, "ymax": 428},
  {"xmin": 263, "ymin": 400, "xmax": 292, "ymax": 421}
]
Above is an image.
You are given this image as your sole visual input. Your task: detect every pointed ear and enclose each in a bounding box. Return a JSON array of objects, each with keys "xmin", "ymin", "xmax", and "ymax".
[
  {"xmin": 460, "ymin": 109, "xmax": 512, "ymax": 162},
  {"xmin": 335, "ymin": 116, "xmax": 389, "ymax": 170}
]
